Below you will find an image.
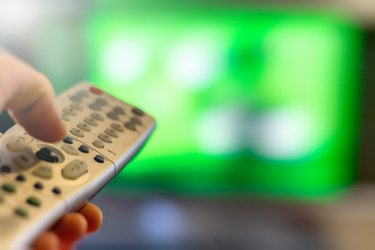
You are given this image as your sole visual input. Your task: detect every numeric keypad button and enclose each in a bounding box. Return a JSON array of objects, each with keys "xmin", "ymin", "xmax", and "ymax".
[
  {"xmin": 130, "ymin": 117, "xmax": 142, "ymax": 126},
  {"xmin": 111, "ymin": 123, "xmax": 124, "ymax": 132},
  {"xmin": 70, "ymin": 128, "xmax": 84, "ymax": 138},
  {"xmin": 113, "ymin": 107, "xmax": 125, "ymax": 115},
  {"xmin": 7, "ymin": 135, "xmax": 32, "ymax": 152},
  {"xmin": 132, "ymin": 107, "xmax": 144, "ymax": 116},
  {"xmin": 77, "ymin": 123, "xmax": 91, "ymax": 132},
  {"xmin": 95, "ymin": 98, "xmax": 108, "ymax": 106},
  {"xmin": 84, "ymin": 117, "xmax": 98, "ymax": 126},
  {"xmin": 89, "ymin": 103, "xmax": 102, "ymax": 111},
  {"xmin": 62, "ymin": 160, "xmax": 88, "ymax": 180},
  {"xmin": 105, "ymin": 128, "xmax": 118, "ymax": 138},
  {"xmin": 13, "ymin": 153, "xmax": 36, "ymax": 169},
  {"xmin": 63, "ymin": 107, "xmax": 77, "ymax": 116},
  {"xmin": 124, "ymin": 122, "xmax": 137, "ymax": 131},
  {"xmin": 33, "ymin": 166, "xmax": 53, "ymax": 179},
  {"xmin": 61, "ymin": 144, "xmax": 79, "ymax": 156},
  {"xmin": 98, "ymin": 133, "xmax": 112, "ymax": 143},
  {"xmin": 92, "ymin": 140, "xmax": 104, "ymax": 149},
  {"xmin": 107, "ymin": 111, "xmax": 119, "ymax": 121},
  {"xmin": 91, "ymin": 113, "xmax": 104, "ymax": 121}
]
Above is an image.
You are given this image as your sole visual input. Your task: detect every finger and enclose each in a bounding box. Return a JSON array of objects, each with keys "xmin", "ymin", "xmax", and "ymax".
[
  {"xmin": 51, "ymin": 213, "xmax": 88, "ymax": 243},
  {"xmin": 78, "ymin": 203, "xmax": 103, "ymax": 233},
  {"xmin": 32, "ymin": 231, "xmax": 59, "ymax": 250},
  {"xmin": 0, "ymin": 50, "xmax": 66, "ymax": 142}
]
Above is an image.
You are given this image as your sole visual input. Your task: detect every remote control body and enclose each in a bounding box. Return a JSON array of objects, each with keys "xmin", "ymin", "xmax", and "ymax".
[{"xmin": 0, "ymin": 82, "xmax": 155, "ymax": 250}]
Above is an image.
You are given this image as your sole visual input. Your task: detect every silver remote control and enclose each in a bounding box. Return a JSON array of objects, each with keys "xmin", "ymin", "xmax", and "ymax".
[{"xmin": 0, "ymin": 82, "xmax": 156, "ymax": 250}]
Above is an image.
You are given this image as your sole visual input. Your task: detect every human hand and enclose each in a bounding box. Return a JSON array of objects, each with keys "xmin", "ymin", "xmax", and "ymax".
[{"xmin": 0, "ymin": 50, "xmax": 103, "ymax": 249}]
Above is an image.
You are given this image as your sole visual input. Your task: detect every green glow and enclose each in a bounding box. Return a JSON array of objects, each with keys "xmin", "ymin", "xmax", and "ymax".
[{"xmin": 86, "ymin": 7, "xmax": 362, "ymax": 198}]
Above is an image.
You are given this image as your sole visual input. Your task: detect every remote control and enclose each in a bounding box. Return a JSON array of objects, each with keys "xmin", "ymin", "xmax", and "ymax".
[{"xmin": 0, "ymin": 82, "xmax": 156, "ymax": 250}]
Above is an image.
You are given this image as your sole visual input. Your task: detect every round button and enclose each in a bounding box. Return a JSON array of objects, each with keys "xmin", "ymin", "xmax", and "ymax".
[
  {"xmin": 113, "ymin": 107, "xmax": 125, "ymax": 115},
  {"xmin": 79, "ymin": 145, "xmax": 90, "ymax": 154},
  {"xmin": 34, "ymin": 182, "xmax": 44, "ymax": 190},
  {"xmin": 70, "ymin": 128, "xmax": 85, "ymax": 138},
  {"xmin": 111, "ymin": 123, "xmax": 124, "ymax": 132},
  {"xmin": 132, "ymin": 107, "xmax": 144, "ymax": 116},
  {"xmin": 77, "ymin": 123, "xmax": 91, "ymax": 132},
  {"xmin": 26, "ymin": 197, "xmax": 41, "ymax": 207},
  {"xmin": 94, "ymin": 155, "xmax": 105, "ymax": 164},
  {"xmin": 91, "ymin": 113, "xmax": 104, "ymax": 121},
  {"xmin": 36, "ymin": 147, "xmax": 60, "ymax": 163},
  {"xmin": 14, "ymin": 207, "xmax": 28, "ymax": 218},
  {"xmin": 98, "ymin": 133, "xmax": 112, "ymax": 143},
  {"xmin": 89, "ymin": 103, "xmax": 102, "ymax": 111},
  {"xmin": 62, "ymin": 114, "xmax": 71, "ymax": 121},
  {"xmin": 0, "ymin": 165, "xmax": 11, "ymax": 173},
  {"xmin": 2, "ymin": 183, "xmax": 16, "ymax": 193},
  {"xmin": 84, "ymin": 117, "xmax": 98, "ymax": 126},
  {"xmin": 63, "ymin": 107, "xmax": 77, "ymax": 116},
  {"xmin": 52, "ymin": 187, "xmax": 62, "ymax": 195},
  {"xmin": 92, "ymin": 140, "xmax": 104, "ymax": 149},
  {"xmin": 16, "ymin": 175, "xmax": 26, "ymax": 182},
  {"xmin": 124, "ymin": 122, "xmax": 137, "ymax": 131},
  {"xmin": 70, "ymin": 95, "xmax": 82, "ymax": 102},
  {"xmin": 90, "ymin": 86, "xmax": 103, "ymax": 95},
  {"xmin": 105, "ymin": 128, "xmax": 118, "ymax": 138},
  {"xmin": 130, "ymin": 117, "xmax": 142, "ymax": 125},
  {"xmin": 63, "ymin": 136, "xmax": 74, "ymax": 144},
  {"xmin": 95, "ymin": 98, "xmax": 108, "ymax": 106},
  {"xmin": 107, "ymin": 111, "xmax": 119, "ymax": 121}
]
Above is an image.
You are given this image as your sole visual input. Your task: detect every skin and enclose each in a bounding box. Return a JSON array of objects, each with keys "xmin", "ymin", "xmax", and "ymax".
[{"xmin": 0, "ymin": 50, "xmax": 103, "ymax": 250}]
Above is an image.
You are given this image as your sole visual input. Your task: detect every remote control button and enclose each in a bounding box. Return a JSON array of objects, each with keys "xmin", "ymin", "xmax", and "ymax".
[
  {"xmin": 130, "ymin": 117, "xmax": 142, "ymax": 125},
  {"xmin": 14, "ymin": 207, "xmax": 28, "ymax": 218},
  {"xmin": 63, "ymin": 136, "xmax": 74, "ymax": 144},
  {"xmin": 13, "ymin": 153, "xmax": 36, "ymax": 169},
  {"xmin": 124, "ymin": 122, "xmax": 137, "ymax": 131},
  {"xmin": 70, "ymin": 128, "xmax": 84, "ymax": 138},
  {"xmin": 111, "ymin": 123, "xmax": 124, "ymax": 132},
  {"xmin": 92, "ymin": 140, "xmax": 104, "ymax": 149},
  {"xmin": 15, "ymin": 175, "xmax": 26, "ymax": 182},
  {"xmin": 132, "ymin": 107, "xmax": 144, "ymax": 116},
  {"xmin": 62, "ymin": 114, "xmax": 71, "ymax": 121},
  {"xmin": 36, "ymin": 147, "xmax": 60, "ymax": 163},
  {"xmin": 94, "ymin": 155, "xmax": 105, "ymax": 164},
  {"xmin": 95, "ymin": 98, "xmax": 108, "ymax": 106},
  {"xmin": 7, "ymin": 135, "xmax": 32, "ymax": 152},
  {"xmin": 2, "ymin": 183, "xmax": 16, "ymax": 193},
  {"xmin": 34, "ymin": 182, "xmax": 44, "ymax": 190},
  {"xmin": 91, "ymin": 113, "xmax": 104, "ymax": 121},
  {"xmin": 32, "ymin": 166, "xmax": 53, "ymax": 179},
  {"xmin": 107, "ymin": 111, "xmax": 119, "ymax": 120},
  {"xmin": 89, "ymin": 103, "xmax": 102, "ymax": 111},
  {"xmin": 0, "ymin": 165, "xmax": 11, "ymax": 173},
  {"xmin": 98, "ymin": 133, "xmax": 112, "ymax": 143},
  {"xmin": 77, "ymin": 122, "xmax": 91, "ymax": 132},
  {"xmin": 63, "ymin": 107, "xmax": 77, "ymax": 116},
  {"xmin": 79, "ymin": 145, "xmax": 90, "ymax": 154},
  {"xmin": 84, "ymin": 117, "xmax": 98, "ymax": 126},
  {"xmin": 52, "ymin": 187, "xmax": 62, "ymax": 195},
  {"xmin": 71, "ymin": 103, "xmax": 84, "ymax": 111},
  {"xmin": 62, "ymin": 160, "xmax": 88, "ymax": 180},
  {"xmin": 113, "ymin": 107, "xmax": 125, "ymax": 115},
  {"xmin": 105, "ymin": 128, "xmax": 118, "ymax": 138},
  {"xmin": 61, "ymin": 144, "xmax": 79, "ymax": 156},
  {"xmin": 70, "ymin": 95, "xmax": 82, "ymax": 102},
  {"xmin": 26, "ymin": 197, "xmax": 41, "ymax": 207},
  {"xmin": 90, "ymin": 86, "xmax": 103, "ymax": 95},
  {"xmin": 77, "ymin": 90, "xmax": 89, "ymax": 98}
]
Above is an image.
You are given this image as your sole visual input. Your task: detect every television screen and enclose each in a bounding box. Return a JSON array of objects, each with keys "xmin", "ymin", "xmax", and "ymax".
[{"xmin": 86, "ymin": 4, "xmax": 362, "ymax": 197}]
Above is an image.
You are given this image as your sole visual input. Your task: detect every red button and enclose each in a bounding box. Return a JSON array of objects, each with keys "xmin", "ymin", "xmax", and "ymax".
[{"xmin": 90, "ymin": 87, "xmax": 103, "ymax": 95}]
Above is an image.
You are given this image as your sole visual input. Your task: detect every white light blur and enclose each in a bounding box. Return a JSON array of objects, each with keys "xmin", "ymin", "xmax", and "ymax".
[
  {"xmin": 167, "ymin": 36, "xmax": 222, "ymax": 90},
  {"xmin": 137, "ymin": 199, "xmax": 186, "ymax": 243},
  {"xmin": 102, "ymin": 38, "xmax": 149, "ymax": 86},
  {"xmin": 196, "ymin": 106, "xmax": 243, "ymax": 154},
  {"xmin": 0, "ymin": 0, "xmax": 40, "ymax": 34},
  {"xmin": 248, "ymin": 108, "xmax": 319, "ymax": 160}
]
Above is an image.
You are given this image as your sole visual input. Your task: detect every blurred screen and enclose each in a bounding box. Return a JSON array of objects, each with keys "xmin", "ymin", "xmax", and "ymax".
[{"xmin": 79, "ymin": 4, "xmax": 362, "ymax": 197}]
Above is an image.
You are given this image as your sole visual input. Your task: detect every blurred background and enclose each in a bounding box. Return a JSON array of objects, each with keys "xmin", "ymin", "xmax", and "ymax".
[{"xmin": 1, "ymin": 0, "xmax": 375, "ymax": 249}]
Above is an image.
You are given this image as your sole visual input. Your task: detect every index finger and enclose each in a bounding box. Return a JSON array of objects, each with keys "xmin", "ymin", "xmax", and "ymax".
[{"xmin": 0, "ymin": 50, "xmax": 66, "ymax": 142}]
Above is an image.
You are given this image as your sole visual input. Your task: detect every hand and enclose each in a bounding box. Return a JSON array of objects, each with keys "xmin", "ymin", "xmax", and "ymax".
[{"xmin": 0, "ymin": 50, "xmax": 103, "ymax": 249}]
